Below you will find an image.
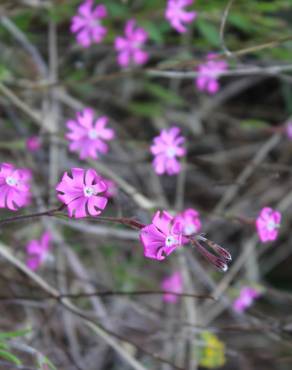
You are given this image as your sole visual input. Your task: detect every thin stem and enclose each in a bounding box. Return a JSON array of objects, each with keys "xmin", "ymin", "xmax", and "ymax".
[
  {"xmin": 0, "ymin": 290, "xmax": 214, "ymax": 302},
  {"xmin": 0, "ymin": 205, "xmax": 145, "ymax": 230},
  {"xmin": 0, "ymin": 204, "xmax": 65, "ymax": 226}
]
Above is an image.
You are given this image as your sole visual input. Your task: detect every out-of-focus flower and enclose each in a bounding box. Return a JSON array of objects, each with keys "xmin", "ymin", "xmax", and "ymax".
[
  {"xmin": 0, "ymin": 163, "xmax": 31, "ymax": 211},
  {"xmin": 161, "ymin": 271, "xmax": 183, "ymax": 303},
  {"xmin": 150, "ymin": 126, "xmax": 186, "ymax": 176},
  {"xmin": 196, "ymin": 54, "xmax": 228, "ymax": 94},
  {"xmin": 66, "ymin": 108, "xmax": 115, "ymax": 160},
  {"xmin": 56, "ymin": 168, "xmax": 108, "ymax": 218},
  {"xmin": 233, "ymin": 286, "xmax": 260, "ymax": 313},
  {"xmin": 198, "ymin": 331, "xmax": 226, "ymax": 369},
  {"xmin": 285, "ymin": 121, "xmax": 292, "ymax": 139},
  {"xmin": 256, "ymin": 207, "xmax": 281, "ymax": 243},
  {"xmin": 115, "ymin": 19, "xmax": 148, "ymax": 68},
  {"xmin": 71, "ymin": 0, "xmax": 107, "ymax": 48},
  {"xmin": 165, "ymin": 0, "xmax": 196, "ymax": 33},
  {"xmin": 175, "ymin": 208, "xmax": 201, "ymax": 236},
  {"xmin": 139, "ymin": 210, "xmax": 184, "ymax": 260},
  {"xmin": 101, "ymin": 178, "xmax": 117, "ymax": 198},
  {"xmin": 26, "ymin": 231, "xmax": 52, "ymax": 271},
  {"xmin": 26, "ymin": 136, "xmax": 41, "ymax": 152}
]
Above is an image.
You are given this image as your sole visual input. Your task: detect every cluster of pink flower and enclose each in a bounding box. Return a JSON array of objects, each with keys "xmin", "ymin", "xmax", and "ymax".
[
  {"xmin": 70, "ymin": 0, "xmax": 227, "ymax": 93},
  {"xmin": 66, "ymin": 107, "xmax": 182, "ymax": 176},
  {"xmin": 0, "ymin": 164, "xmax": 115, "ymax": 270},
  {"xmin": 0, "ymin": 123, "xmax": 281, "ymax": 272},
  {"xmin": 71, "ymin": 0, "xmax": 196, "ymax": 49},
  {"xmin": 139, "ymin": 209, "xmax": 232, "ymax": 272},
  {"xmin": 70, "ymin": 0, "xmax": 150, "ymax": 68}
]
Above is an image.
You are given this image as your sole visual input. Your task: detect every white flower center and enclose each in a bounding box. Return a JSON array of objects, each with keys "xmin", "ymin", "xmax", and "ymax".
[
  {"xmin": 165, "ymin": 235, "xmax": 176, "ymax": 247},
  {"xmin": 184, "ymin": 224, "xmax": 196, "ymax": 236},
  {"xmin": 266, "ymin": 219, "xmax": 280, "ymax": 231},
  {"xmin": 6, "ymin": 176, "xmax": 17, "ymax": 187},
  {"xmin": 88, "ymin": 129, "xmax": 99, "ymax": 140},
  {"xmin": 89, "ymin": 18, "xmax": 101, "ymax": 29},
  {"xmin": 166, "ymin": 147, "xmax": 176, "ymax": 158},
  {"xmin": 83, "ymin": 186, "xmax": 96, "ymax": 197}
]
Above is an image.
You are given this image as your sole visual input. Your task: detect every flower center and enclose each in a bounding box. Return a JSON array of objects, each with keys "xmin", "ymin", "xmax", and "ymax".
[
  {"xmin": 88, "ymin": 129, "xmax": 99, "ymax": 140},
  {"xmin": 184, "ymin": 224, "xmax": 196, "ymax": 236},
  {"xmin": 89, "ymin": 18, "xmax": 101, "ymax": 29},
  {"xmin": 6, "ymin": 176, "xmax": 17, "ymax": 187},
  {"xmin": 165, "ymin": 235, "xmax": 177, "ymax": 247},
  {"xmin": 266, "ymin": 219, "xmax": 279, "ymax": 231},
  {"xmin": 83, "ymin": 186, "xmax": 96, "ymax": 197},
  {"xmin": 166, "ymin": 147, "xmax": 176, "ymax": 158}
]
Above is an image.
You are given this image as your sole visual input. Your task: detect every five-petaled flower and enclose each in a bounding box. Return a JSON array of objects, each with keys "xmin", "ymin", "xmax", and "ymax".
[
  {"xmin": 66, "ymin": 108, "xmax": 115, "ymax": 160},
  {"xmin": 139, "ymin": 210, "xmax": 185, "ymax": 260},
  {"xmin": 196, "ymin": 54, "xmax": 228, "ymax": 95},
  {"xmin": 71, "ymin": 0, "xmax": 107, "ymax": 48},
  {"xmin": 0, "ymin": 163, "xmax": 31, "ymax": 211},
  {"xmin": 56, "ymin": 168, "xmax": 108, "ymax": 218},
  {"xmin": 233, "ymin": 286, "xmax": 260, "ymax": 313},
  {"xmin": 165, "ymin": 0, "xmax": 196, "ymax": 33},
  {"xmin": 161, "ymin": 271, "xmax": 183, "ymax": 303},
  {"xmin": 175, "ymin": 208, "xmax": 201, "ymax": 237},
  {"xmin": 114, "ymin": 19, "xmax": 149, "ymax": 68},
  {"xmin": 26, "ymin": 232, "xmax": 52, "ymax": 271},
  {"xmin": 256, "ymin": 207, "xmax": 281, "ymax": 243},
  {"xmin": 151, "ymin": 126, "xmax": 186, "ymax": 175}
]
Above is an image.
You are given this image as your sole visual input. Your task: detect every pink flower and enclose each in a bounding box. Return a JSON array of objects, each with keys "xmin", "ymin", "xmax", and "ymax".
[
  {"xmin": 286, "ymin": 121, "xmax": 292, "ymax": 139},
  {"xmin": 71, "ymin": 0, "xmax": 107, "ymax": 48},
  {"xmin": 56, "ymin": 168, "xmax": 108, "ymax": 218},
  {"xmin": 26, "ymin": 232, "xmax": 52, "ymax": 271},
  {"xmin": 165, "ymin": 0, "xmax": 196, "ymax": 33},
  {"xmin": 0, "ymin": 163, "xmax": 31, "ymax": 211},
  {"xmin": 256, "ymin": 207, "xmax": 281, "ymax": 243},
  {"xmin": 233, "ymin": 286, "xmax": 260, "ymax": 313},
  {"xmin": 150, "ymin": 126, "xmax": 186, "ymax": 176},
  {"xmin": 26, "ymin": 136, "xmax": 41, "ymax": 152},
  {"xmin": 196, "ymin": 54, "xmax": 228, "ymax": 94},
  {"xmin": 115, "ymin": 19, "xmax": 148, "ymax": 68},
  {"xmin": 139, "ymin": 210, "xmax": 185, "ymax": 261},
  {"xmin": 66, "ymin": 108, "xmax": 115, "ymax": 160},
  {"xmin": 175, "ymin": 208, "xmax": 201, "ymax": 236},
  {"xmin": 161, "ymin": 271, "xmax": 183, "ymax": 303},
  {"xmin": 101, "ymin": 178, "xmax": 117, "ymax": 198}
]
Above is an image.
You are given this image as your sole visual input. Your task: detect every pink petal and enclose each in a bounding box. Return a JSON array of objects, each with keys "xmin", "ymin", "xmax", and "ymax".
[
  {"xmin": 87, "ymin": 196, "xmax": 108, "ymax": 216},
  {"xmin": 67, "ymin": 197, "xmax": 88, "ymax": 218},
  {"xmin": 133, "ymin": 49, "xmax": 149, "ymax": 65}
]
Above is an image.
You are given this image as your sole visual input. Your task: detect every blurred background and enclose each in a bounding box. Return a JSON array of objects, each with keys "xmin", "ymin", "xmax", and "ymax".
[{"xmin": 0, "ymin": 0, "xmax": 292, "ymax": 369}]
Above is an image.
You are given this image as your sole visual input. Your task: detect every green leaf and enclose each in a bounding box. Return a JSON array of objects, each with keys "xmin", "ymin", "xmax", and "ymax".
[
  {"xmin": 0, "ymin": 341, "xmax": 8, "ymax": 350},
  {"xmin": 240, "ymin": 119, "xmax": 269, "ymax": 129},
  {"xmin": 0, "ymin": 65, "xmax": 11, "ymax": 82},
  {"xmin": 48, "ymin": 1, "xmax": 79, "ymax": 23},
  {"xmin": 140, "ymin": 20, "xmax": 164, "ymax": 44},
  {"xmin": 0, "ymin": 328, "xmax": 31, "ymax": 340},
  {"xmin": 144, "ymin": 82, "xmax": 185, "ymax": 106},
  {"xmin": 228, "ymin": 14, "xmax": 255, "ymax": 33},
  {"xmin": 196, "ymin": 19, "xmax": 221, "ymax": 47},
  {"xmin": 0, "ymin": 350, "xmax": 22, "ymax": 365},
  {"xmin": 106, "ymin": 2, "xmax": 128, "ymax": 18},
  {"xmin": 128, "ymin": 102, "xmax": 163, "ymax": 117},
  {"xmin": 38, "ymin": 356, "xmax": 57, "ymax": 370}
]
